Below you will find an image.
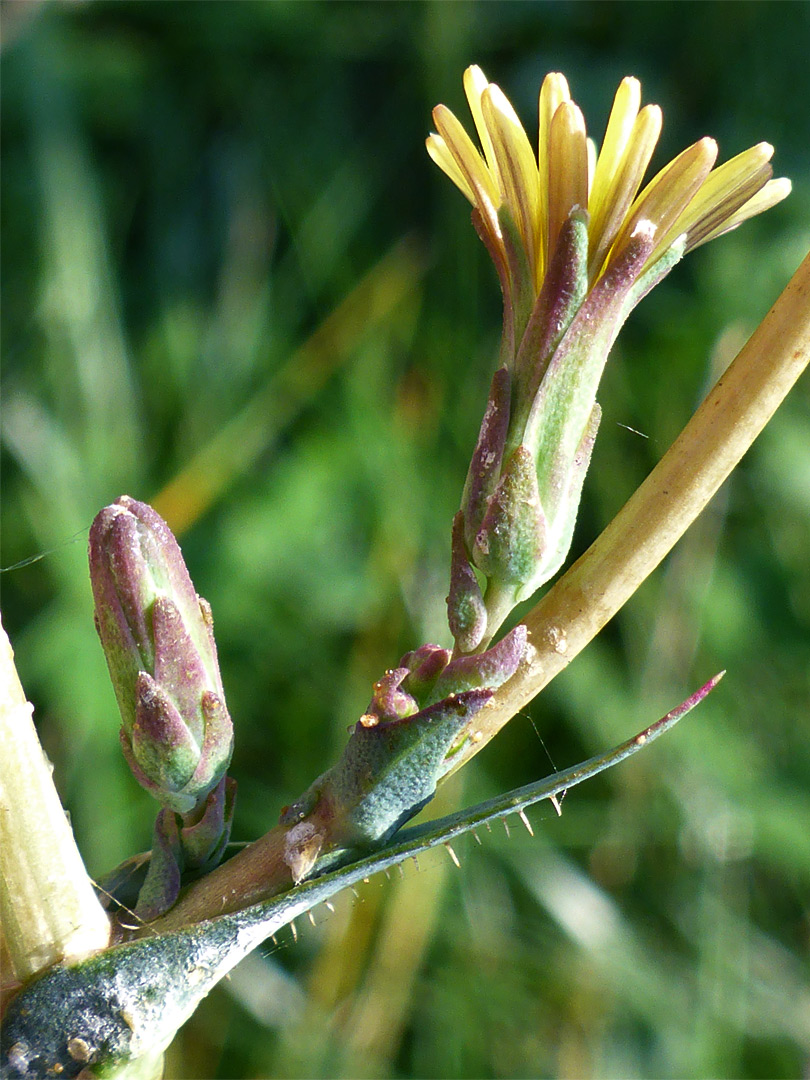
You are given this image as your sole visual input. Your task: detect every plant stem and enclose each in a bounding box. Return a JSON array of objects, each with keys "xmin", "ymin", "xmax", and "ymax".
[
  {"xmin": 0, "ymin": 616, "xmax": 110, "ymax": 984},
  {"xmin": 139, "ymin": 825, "xmax": 291, "ymax": 934},
  {"xmin": 445, "ymin": 246, "xmax": 810, "ymax": 776}
]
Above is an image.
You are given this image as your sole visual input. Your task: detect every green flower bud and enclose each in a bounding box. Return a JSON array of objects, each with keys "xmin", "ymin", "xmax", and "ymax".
[{"xmin": 89, "ymin": 496, "xmax": 233, "ymax": 814}]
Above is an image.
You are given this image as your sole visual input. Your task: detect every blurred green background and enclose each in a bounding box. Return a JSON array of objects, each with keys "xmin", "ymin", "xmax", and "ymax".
[{"xmin": 2, "ymin": 2, "xmax": 809, "ymax": 1077}]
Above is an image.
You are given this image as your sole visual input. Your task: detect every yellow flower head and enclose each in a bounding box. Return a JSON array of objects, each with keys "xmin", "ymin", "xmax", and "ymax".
[
  {"xmin": 433, "ymin": 69, "xmax": 791, "ymax": 651},
  {"xmin": 427, "ymin": 67, "xmax": 790, "ymax": 331}
]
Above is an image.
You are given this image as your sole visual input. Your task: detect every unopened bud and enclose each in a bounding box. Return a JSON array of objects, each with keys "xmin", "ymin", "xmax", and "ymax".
[{"xmin": 89, "ymin": 496, "xmax": 233, "ymax": 814}]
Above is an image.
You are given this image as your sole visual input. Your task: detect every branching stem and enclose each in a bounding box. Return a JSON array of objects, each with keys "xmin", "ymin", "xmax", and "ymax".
[{"xmin": 148, "ymin": 248, "xmax": 809, "ymax": 932}]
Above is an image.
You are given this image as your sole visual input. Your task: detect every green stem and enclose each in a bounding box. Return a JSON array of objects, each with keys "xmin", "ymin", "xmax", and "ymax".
[{"xmin": 0, "ymin": 615, "xmax": 110, "ymax": 985}]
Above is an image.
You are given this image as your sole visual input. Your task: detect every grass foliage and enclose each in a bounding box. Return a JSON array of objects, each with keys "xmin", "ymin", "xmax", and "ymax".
[{"xmin": 2, "ymin": 3, "xmax": 809, "ymax": 1077}]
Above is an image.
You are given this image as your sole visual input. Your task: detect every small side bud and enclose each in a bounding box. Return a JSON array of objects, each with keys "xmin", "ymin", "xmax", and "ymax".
[
  {"xmin": 365, "ymin": 668, "xmax": 418, "ymax": 723},
  {"xmin": 431, "ymin": 624, "xmax": 527, "ymax": 702},
  {"xmin": 399, "ymin": 644, "xmax": 451, "ymax": 700}
]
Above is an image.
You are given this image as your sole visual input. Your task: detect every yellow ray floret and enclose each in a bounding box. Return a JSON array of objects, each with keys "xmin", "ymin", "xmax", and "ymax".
[{"xmin": 427, "ymin": 66, "xmax": 791, "ymax": 299}]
